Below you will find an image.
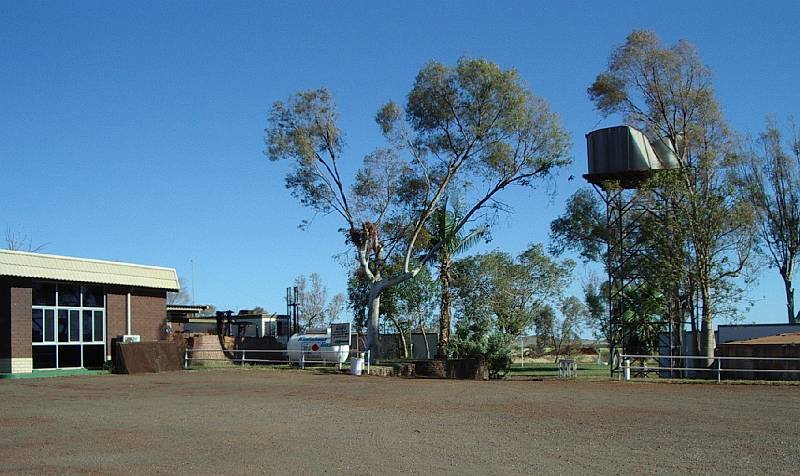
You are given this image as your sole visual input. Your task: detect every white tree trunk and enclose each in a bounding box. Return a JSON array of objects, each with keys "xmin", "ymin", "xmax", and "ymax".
[{"xmin": 366, "ymin": 287, "xmax": 381, "ymax": 364}]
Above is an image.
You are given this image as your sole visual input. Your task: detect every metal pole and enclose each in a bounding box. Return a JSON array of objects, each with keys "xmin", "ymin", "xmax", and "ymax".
[
  {"xmin": 184, "ymin": 348, "xmax": 188, "ymax": 369},
  {"xmin": 717, "ymin": 358, "xmax": 721, "ymax": 383},
  {"xmin": 366, "ymin": 350, "xmax": 370, "ymax": 375},
  {"xmin": 623, "ymin": 358, "xmax": 631, "ymax": 381}
]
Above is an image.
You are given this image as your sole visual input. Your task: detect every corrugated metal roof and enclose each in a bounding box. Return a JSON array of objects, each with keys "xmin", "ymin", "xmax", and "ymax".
[
  {"xmin": 0, "ymin": 249, "xmax": 179, "ymax": 291},
  {"xmin": 726, "ymin": 333, "xmax": 800, "ymax": 345},
  {"xmin": 166, "ymin": 304, "xmax": 209, "ymax": 312}
]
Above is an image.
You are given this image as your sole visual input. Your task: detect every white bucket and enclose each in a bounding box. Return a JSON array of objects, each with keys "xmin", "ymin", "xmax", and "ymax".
[{"xmin": 351, "ymin": 357, "xmax": 364, "ymax": 376}]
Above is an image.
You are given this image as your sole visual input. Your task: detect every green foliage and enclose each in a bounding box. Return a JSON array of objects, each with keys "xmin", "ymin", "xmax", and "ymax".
[
  {"xmin": 549, "ymin": 188, "xmax": 606, "ymax": 262},
  {"xmin": 265, "ymin": 88, "xmax": 347, "ymax": 217},
  {"xmin": 449, "ymin": 243, "xmax": 572, "ymax": 377},
  {"xmin": 486, "ymin": 333, "xmax": 514, "ymax": 379},
  {"xmin": 620, "ymin": 284, "xmax": 665, "ymax": 356}
]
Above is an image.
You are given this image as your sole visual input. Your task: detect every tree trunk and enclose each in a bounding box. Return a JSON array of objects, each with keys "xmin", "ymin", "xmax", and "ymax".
[
  {"xmin": 436, "ymin": 257, "xmax": 451, "ymax": 359},
  {"xmin": 386, "ymin": 314, "xmax": 409, "ymax": 358},
  {"xmin": 700, "ymin": 284, "xmax": 715, "ymax": 368},
  {"xmin": 366, "ymin": 288, "xmax": 381, "ymax": 364},
  {"xmin": 420, "ymin": 320, "xmax": 430, "ymax": 359},
  {"xmin": 552, "ymin": 336, "xmax": 560, "ymax": 364},
  {"xmin": 783, "ymin": 275, "xmax": 795, "ymax": 324}
]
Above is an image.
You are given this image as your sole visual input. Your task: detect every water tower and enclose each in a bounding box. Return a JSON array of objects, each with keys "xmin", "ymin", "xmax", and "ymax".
[{"xmin": 582, "ymin": 126, "xmax": 680, "ymax": 372}]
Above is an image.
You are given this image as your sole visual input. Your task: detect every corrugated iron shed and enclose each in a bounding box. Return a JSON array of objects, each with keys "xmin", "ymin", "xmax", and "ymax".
[{"xmin": 0, "ymin": 249, "xmax": 179, "ymax": 291}]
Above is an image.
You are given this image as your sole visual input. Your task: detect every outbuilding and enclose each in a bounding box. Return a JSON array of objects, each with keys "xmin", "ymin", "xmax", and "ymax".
[{"xmin": 0, "ymin": 249, "xmax": 179, "ymax": 373}]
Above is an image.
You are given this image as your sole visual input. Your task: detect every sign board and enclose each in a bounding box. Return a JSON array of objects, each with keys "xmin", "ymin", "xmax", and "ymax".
[{"xmin": 330, "ymin": 323, "xmax": 351, "ymax": 346}]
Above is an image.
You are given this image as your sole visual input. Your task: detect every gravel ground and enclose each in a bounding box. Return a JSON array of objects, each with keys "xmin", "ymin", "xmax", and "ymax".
[{"xmin": 1, "ymin": 368, "xmax": 798, "ymax": 475}]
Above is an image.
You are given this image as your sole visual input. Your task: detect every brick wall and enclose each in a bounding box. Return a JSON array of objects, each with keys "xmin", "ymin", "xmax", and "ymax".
[
  {"xmin": 10, "ymin": 286, "xmax": 31, "ymax": 359},
  {"xmin": 0, "ymin": 279, "xmax": 10, "ymax": 359},
  {"xmin": 106, "ymin": 288, "xmax": 127, "ymax": 341},
  {"xmin": 106, "ymin": 287, "xmax": 167, "ymax": 342},
  {"xmin": 0, "ymin": 278, "xmax": 33, "ymax": 373},
  {"xmin": 131, "ymin": 288, "xmax": 167, "ymax": 341}
]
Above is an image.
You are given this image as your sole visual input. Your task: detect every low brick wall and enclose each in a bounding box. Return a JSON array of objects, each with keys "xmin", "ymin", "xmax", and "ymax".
[{"xmin": 403, "ymin": 358, "xmax": 488, "ymax": 380}]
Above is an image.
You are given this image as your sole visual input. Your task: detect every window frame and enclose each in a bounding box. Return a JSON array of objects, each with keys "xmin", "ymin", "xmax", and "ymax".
[{"xmin": 31, "ymin": 282, "xmax": 106, "ymax": 369}]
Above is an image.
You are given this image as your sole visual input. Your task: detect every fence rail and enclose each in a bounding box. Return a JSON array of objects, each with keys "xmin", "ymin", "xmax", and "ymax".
[
  {"xmin": 183, "ymin": 347, "xmax": 370, "ymax": 374},
  {"xmin": 619, "ymin": 354, "xmax": 800, "ymax": 382}
]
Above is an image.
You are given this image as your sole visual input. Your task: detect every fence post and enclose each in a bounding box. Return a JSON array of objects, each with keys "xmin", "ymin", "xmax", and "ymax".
[
  {"xmin": 623, "ymin": 358, "xmax": 631, "ymax": 381},
  {"xmin": 717, "ymin": 358, "xmax": 721, "ymax": 383},
  {"xmin": 366, "ymin": 350, "xmax": 370, "ymax": 375},
  {"xmin": 184, "ymin": 348, "xmax": 188, "ymax": 369},
  {"xmin": 242, "ymin": 349, "xmax": 247, "ymax": 365}
]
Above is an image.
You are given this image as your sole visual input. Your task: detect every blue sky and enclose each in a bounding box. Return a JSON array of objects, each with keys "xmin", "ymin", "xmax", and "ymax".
[{"xmin": 2, "ymin": 1, "xmax": 798, "ymax": 327}]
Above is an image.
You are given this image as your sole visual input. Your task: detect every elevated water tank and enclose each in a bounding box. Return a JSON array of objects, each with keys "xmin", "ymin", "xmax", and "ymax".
[{"xmin": 584, "ymin": 125, "xmax": 679, "ymax": 188}]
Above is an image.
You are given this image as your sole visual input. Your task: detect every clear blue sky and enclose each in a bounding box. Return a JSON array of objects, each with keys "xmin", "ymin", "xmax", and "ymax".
[{"xmin": 2, "ymin": 1, "xmax": 798, "ymax": 327}]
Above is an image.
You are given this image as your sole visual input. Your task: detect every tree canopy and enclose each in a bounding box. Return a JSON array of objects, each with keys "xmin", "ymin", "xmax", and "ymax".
[{"xmin": 266, "ymin": 57, "xmax": 571, "ymax": 361}]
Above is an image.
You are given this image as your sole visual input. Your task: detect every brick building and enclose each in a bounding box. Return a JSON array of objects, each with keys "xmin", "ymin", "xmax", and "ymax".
[{"xmin": 0, "ymin": 249, "xmax": 179, "ymax": 373}]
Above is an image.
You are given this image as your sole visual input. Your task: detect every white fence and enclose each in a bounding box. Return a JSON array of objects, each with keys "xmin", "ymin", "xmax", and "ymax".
[
  {"xmin": 619, "ymin": 354, "xmax": 800, "ymax": 382},
  {"xmin": 183, "ymin": 347, "xmax": 370, "ymax": 374}
]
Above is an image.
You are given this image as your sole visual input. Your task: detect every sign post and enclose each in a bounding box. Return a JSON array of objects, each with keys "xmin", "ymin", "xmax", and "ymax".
[{"xmin": 330, "ymin": 323, "xmax": 351, "ymax": 347}]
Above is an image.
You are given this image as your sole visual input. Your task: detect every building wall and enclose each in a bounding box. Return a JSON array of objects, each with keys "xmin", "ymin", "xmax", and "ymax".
[
  {"xmin": 106, "ymin": 287, "xmax": 127, "ymax": 340},
  {"xmin": 0, "ymin": 278, "xmax": 33, "ymax": 373},
  {"xmin": 131, "ymin": 288, "xmax": 167, "ymax": 341},
  {"xmin": 0, "ymin": 279, "xmax": 10, "ymax": 360},
  {"xmin": 1, "ymin": 279, "xmax": 168, "ymax": 372},
  {"xmin": 106, "ymin": 287, "xmax": 167, "ymax": 342}
]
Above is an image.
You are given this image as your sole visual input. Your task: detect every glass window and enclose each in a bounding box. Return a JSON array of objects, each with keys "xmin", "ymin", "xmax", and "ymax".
[
  {"xmin": 32, "ymin": 346, "xmax": 56, "ymax": 369},
  {"xmin": 44, "ymin": 309, "xmax": 55, "ymax": 342},
  {"xmin": 70, "ymin": 310, "xmax": 81, "ymax": 342},
  {"xmin": 32, "ymin": 309, "xmax": 43, "ymax": 342},
  {"xmin": 32, "ymin": 282, "xmax": 56, "ymax": 306},
  {"xmin": 58, "ymin": 310, "xmax": 68, "ymax": 342},
  {"xmin": 93, "ymin": 311, "xmax": 104, "ymax": 342},
  {"xmin": 82, "ymin": 312, "xmax": 93, "ymax": 342},
  {"xmin": 58, "ymin": 345, "xmax": 81, "ymax": 368},
  {"xmin": 58, "ymin": 284, "xmax": 80, "ymax": 307},
  {"xmin": 81, "ymin": 311, "xmax": 91, "ymax": 342},
  {"xmin": 82, "ymin": 345, "xmax": 104, "ymax": 369},
  {"xmin": 82, "ymin": 286, "xmax": 104, "ymax": 308}
]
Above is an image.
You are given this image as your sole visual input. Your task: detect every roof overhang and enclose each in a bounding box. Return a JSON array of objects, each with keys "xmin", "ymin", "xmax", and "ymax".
[{"xmin": 0, "ymin": 249, "xmax": 180, "ymax": 291}]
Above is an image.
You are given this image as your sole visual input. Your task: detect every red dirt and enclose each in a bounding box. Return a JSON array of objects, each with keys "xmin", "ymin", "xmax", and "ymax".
[{"xmin": 1, "ymin": 368, "xmax": 798, "ymax": 475}]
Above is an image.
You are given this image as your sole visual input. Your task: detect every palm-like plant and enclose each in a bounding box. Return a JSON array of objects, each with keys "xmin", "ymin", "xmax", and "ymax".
[{"xmin": 428, "ymin": 199, "xmax": 484, "ymax": 358}]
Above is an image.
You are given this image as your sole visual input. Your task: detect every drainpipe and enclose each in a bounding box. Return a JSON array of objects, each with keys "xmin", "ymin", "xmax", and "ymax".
[{"xmin": 126, "ymin": 292, "xmax": 132, "ymax": 335}]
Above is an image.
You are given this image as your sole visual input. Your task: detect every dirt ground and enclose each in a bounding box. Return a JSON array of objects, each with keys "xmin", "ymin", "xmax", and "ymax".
[{"xmin": 1, "ymin": 369, "xmax": 798, "ymax": 475}]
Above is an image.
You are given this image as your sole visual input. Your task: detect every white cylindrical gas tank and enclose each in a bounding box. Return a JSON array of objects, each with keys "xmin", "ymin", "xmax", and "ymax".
[{"xmin": 287, "ymin": 328, "xmax": 349, "ymax": 364}]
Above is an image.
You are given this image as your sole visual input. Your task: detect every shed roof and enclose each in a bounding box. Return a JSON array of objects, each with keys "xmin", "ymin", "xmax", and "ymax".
[
  {"xmin": 726, "ymin": 332, "xmax": 800, "ymax": 345},
  {"xmin": 167, "ymin": 304, "xmax": 210, "ymax": 313},
  {"xmin": 0, "ymin": 249, "xmax": 179, "ymax": 291}
]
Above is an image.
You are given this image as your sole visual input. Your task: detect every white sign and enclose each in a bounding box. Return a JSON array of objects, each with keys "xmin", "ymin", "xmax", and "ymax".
[{"xmin": 330, "ymin": 323, "xmax": 351, "ymax": 346}]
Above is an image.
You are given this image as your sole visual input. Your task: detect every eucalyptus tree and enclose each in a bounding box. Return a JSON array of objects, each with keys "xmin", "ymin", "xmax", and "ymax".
[
  {"xmin": 266, "ymin": 58, "xmax": 571, "ymax": 361},
  {"xmin": 588, "ymin": 30, "xmax": 757, "ymax": 363},
  {"xmin": 739, "ymin": 120, "xmax": 800, "ymax": 323}
]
